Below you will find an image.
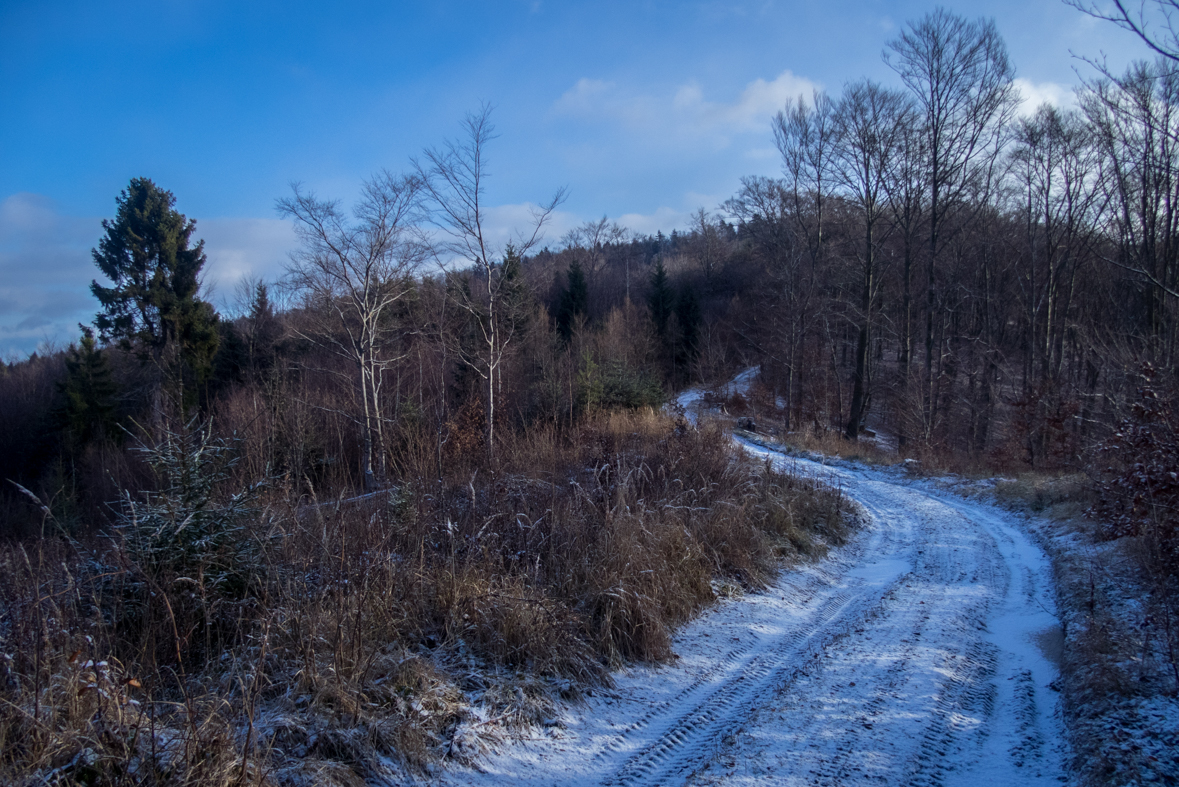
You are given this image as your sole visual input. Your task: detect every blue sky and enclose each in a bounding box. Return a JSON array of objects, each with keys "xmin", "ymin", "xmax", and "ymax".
[{"xmin": 0, "ymin": 0, "xmax": 1146, "ymax": 358}]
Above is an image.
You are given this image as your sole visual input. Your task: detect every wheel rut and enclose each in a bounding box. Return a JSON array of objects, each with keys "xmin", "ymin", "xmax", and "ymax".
[{"xmin": 601, "ymin": 584, "xmax": 884, "ymax": 786}]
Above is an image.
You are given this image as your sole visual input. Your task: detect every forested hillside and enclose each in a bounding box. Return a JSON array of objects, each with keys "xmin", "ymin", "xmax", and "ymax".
[{"xmin": 3, "ymin": 10, "xmax": 1175, "ymax": 533}]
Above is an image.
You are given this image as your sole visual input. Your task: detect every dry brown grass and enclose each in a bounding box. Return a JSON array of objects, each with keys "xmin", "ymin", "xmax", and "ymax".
[
  {"xmin": 772, "ymin": 424, "xmax": 900, "ymax": 466},
  {"xmin": 0, "ymin": 409, "xmax": 849, "ymax": 784},
  {"xmin": 989, "ymin": 473, "xmax": 1095, "ymax": 520}
]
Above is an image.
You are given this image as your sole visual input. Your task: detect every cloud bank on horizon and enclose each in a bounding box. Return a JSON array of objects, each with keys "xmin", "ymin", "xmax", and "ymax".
[{"xmin": 0, "ymin": 195, "xmax": 300, "ymax": 358}]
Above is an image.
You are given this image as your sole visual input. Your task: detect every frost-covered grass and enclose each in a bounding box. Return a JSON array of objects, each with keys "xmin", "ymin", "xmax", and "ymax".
[{"xmin": 0, "ymin": 409, "xmax": 849, "ymax": 785}]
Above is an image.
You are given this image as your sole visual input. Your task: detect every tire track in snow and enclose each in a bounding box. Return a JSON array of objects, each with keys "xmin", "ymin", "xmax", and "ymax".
[
  {"xmin": 590, "ymin": 561, "xmax": 887, "ymax": 765},
  {"xmin": 589, "ymin": 459, "xmax": 925, "ymax": 787},
  {"xmin": 685, "ymin": 449, "xmax": 1067, "ymax": 787},
  {"xmin": 601, "ymin": 587, "xmax": 879, "ymax": 786}
]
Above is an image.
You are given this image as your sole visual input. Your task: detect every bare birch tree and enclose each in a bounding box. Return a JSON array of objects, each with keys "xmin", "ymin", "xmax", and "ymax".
[
  {"xmin": 278, "ymin": 171, "xmax": 427, "ymax": 490},
  {"xmin": 416, "ymin": 105, "xmax": 565, "ymax": 463}
]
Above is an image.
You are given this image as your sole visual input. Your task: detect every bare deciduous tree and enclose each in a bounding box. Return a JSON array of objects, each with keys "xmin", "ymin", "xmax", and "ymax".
[
  {"xmin": 772, "ymin": 91, "xmax": 837, "ymax": 428},
  {"xmin": 416, "ymin": 105, "xmax": 565, "ymax": 463},
  {"xmin": 562, "ymin": 217, "xmax": 629, "ymax": 276},
  {"xmin": 562, "ymin": 216, "xmax": 631, "ymax": 304},
  {"xmin": 1083, "ymin": 61, "xmax": 1179, "ymax": 332},
  {"xmin": 1009, "ymin": 104, "xmax": 1105, "ymax": 389},
  {"xmin": 886, "ymin": 8, "xmax": 1018, "ymax": 440},
  {"xmin": 688, "ymin": 208, "xmax": 729, "ymax": 286},
  {"xmin": 1066, "ymin": 0, "xmax": 1179, "ymax": 62},
  {"xmin": 278, "ymin": 171, "xmax": 427, "ymax": 490},
  {"xmin": 832, "ymin": 80, "xmax": 913, "ymax": 439},
  {"xmin": 882, "ymin": 99, "xmax": 927, "ymax": 381},
  {"xmin": 775, "ymin": 90, "xmax": 838, "ymax": 265}
]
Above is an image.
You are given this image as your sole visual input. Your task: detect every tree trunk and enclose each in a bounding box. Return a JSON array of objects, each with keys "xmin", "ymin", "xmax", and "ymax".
[{"xmin": 846, "ymin": 221, "xmax": 874, "ymax": 440}]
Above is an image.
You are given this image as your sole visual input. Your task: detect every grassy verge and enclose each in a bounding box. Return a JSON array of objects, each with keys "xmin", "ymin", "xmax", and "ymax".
[{"xmin": 0, "ymin": 409, "xmax": 849, "ymax": 786}]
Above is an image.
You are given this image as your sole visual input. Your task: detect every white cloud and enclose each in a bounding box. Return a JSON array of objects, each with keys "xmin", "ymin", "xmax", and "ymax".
[
  {"xmin": 683, "ymin": 190, "xmax": 729, "ymax": 211},
  {"xmin": 198, "ymin": 217, "xmax": 298, "ymax": 303},
  {"xmin": 616, "ymin": 206, "xmax": 693, "ymax": 236},
  {"xmin": 552, "ymin": 69, "xmax": 821, "ymax": 149},
  {"xmin": 482, "ymin": 202, "xmax": 581, "ymax": 253},
  {"xmin": 0, "ymin": 194, "xmax": 303, "ymax": 357},
  {"xmin": 0, "ymin": 193, "xmax": 100, "ymax": 358},
  {"xmin": 674, "ymin": 70, "xmax": 821, "ymax": 133},
  {"xmin": 0, "ymin": 192, "xmax": 98, "ymax": 249},
  {"xmin": 1014, "ymin": 78, "xmax": 1078, "ymax": 117},
  {"xmin": 553, "ymin": 78, "xmax": 615, "ymax": 115}
]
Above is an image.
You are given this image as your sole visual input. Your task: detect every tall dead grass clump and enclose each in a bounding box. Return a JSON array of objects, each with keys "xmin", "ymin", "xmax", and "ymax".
[
  {"xmin": 0, "ymin": 408, "xmax": 849, "ymax": 782},
  {"xmin": 0, "ymin": 537, "xmax": 250, "ymax": 787}
]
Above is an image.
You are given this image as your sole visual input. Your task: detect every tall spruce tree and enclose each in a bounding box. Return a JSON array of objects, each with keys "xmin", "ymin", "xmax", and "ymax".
[
  {"xmin": 244, "ymin": 281, "xmax": 279, "ymax": 376},
  {"xmin": 647, "ymin": 259, "xmax": 674, "ymax": 341},
  {"xmin": 675, "ymin": 283, "xmax": 701, "ymax": 371},
  {"xmin": 91, "ymin": 178, "xmax": 219, "ymax": 407}
]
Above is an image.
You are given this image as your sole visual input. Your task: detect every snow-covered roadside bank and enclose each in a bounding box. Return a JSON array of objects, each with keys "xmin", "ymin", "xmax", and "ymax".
[
  {"xmin": 930, "ymin": 475, "xmax": 1179, "ymax": 786},
  {"xmin": 435, "ymin": 423, "xmax": 1074, "ymax": 786}
]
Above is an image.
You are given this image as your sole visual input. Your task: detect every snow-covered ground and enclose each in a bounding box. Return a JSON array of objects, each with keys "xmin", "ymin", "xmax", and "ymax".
[
  {"xmin": 434, "ymin": 375, "xmax": 1072, "ymax": 786},
  {"xmin": 686, "ymin": 450, "xmax": 1069, "ymax": 787},
  {"xmin": 674, "ymin": 367, "xmax": 760, "ymax": 426}
]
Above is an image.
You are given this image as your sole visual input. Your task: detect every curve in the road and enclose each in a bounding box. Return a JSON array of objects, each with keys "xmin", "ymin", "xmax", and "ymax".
[{"xmin": 438, "ymin": 440, "xmax": 1070, "ymax": 787}]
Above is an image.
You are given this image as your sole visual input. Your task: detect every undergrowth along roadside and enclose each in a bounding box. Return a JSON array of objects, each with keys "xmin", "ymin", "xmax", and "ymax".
[{"xmin": 0, "ymin": 408, "xmax": 849, "ymax": 786}]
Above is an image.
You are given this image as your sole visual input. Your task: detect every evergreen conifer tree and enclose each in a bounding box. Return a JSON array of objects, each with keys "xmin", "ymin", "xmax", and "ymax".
[
  {"xmin": 91, "ymin": 178, "xmax": 219, "ymax": 407},
  {"xmin": 499, "ymin": 244, "xmax": 533, "ymax": 338},
  {"xmin": 675, "ymin": 283, "xmax": 702, "ymax": 370},
  {"xmin": 210, "ymin": 321, "xmax": 247, "ymax": 394},
  {"xmin": 244, "ymin": 282, "xmax": 280, "ymax": 377},
  {"xmin": 55, "ymin": 326, "xmax": 118, "ymax": 448},
  {"xmin": 556, "ymin": 260, "xmax": 588, "ymax": 342},
  {"xmin": 648, "ymin": 259, "xmax": 674, "ymax": 341}
]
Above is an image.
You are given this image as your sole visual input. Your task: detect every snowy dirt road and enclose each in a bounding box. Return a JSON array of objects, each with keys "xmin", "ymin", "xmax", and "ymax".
[{"xmin": 438, "ymin": 443, "xmax": 1070, "ymax": 787}]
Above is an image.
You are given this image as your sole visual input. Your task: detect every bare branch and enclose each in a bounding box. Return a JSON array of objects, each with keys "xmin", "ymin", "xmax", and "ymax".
[
  {"xmin": 415, "ymin": 105, "xmax": 565, "ymax": 462},
  {"xmin": 1065, "ymin": 0, "xmax": 1179, "ymax": 61}
]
